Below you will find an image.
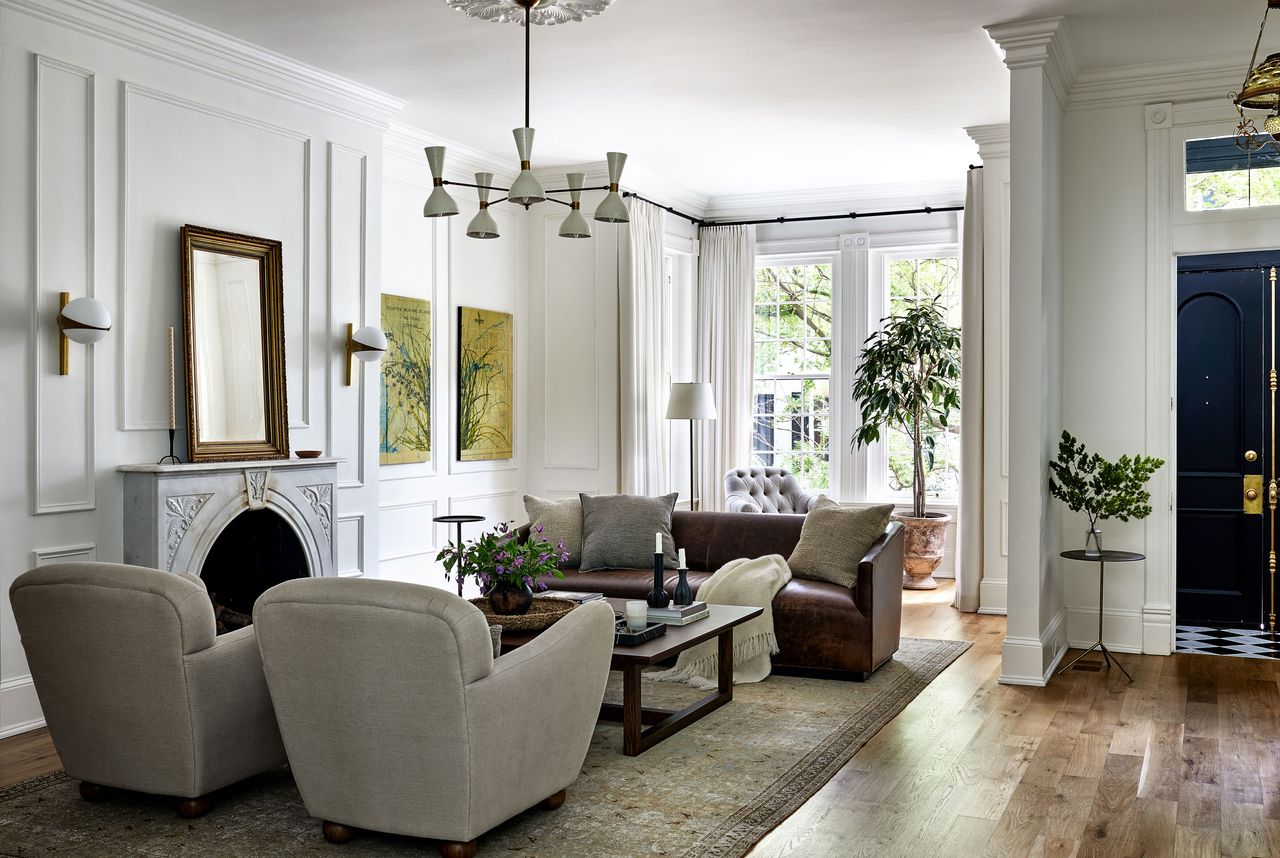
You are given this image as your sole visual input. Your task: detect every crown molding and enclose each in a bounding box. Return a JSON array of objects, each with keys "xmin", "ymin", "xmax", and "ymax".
[
  {"xmin": 2, "ymin": 0, "xmax": 405, "ymax": 129},
  {"xmin": 965, "ymin": 123, "xmax": 1010, "ymax": 161},
  {"xmin": 702, "ymin": 179, "xmax": 965, "ymax": 221},
  {"xmin": 1067, "ymin": 54, "xmax": 1244, "ymax": 112},
  {"xmin": 384, "ymin": 121, "xmax": 516, "ymax": 186},
  {"xmin": 985, "ymin": 16, "xmax": 1079, "ymax": 107}
]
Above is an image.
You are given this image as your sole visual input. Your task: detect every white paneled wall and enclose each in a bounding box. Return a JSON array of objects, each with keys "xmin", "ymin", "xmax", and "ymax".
[
  {"xmin": 0, "ymin": 0, "xmax": 396, "ymax": 737},
  {"xmin": 376, "ymin": 129, "xmax": 530, "ymax": 593}
]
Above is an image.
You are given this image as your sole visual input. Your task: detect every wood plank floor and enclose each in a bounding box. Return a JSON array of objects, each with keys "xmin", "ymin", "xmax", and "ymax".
[{"xmin": 3, "ymin": 583, "xmax": 1278, "ymax": 857}]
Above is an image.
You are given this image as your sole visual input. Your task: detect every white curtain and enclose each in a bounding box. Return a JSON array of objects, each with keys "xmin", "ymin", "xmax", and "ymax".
[
  {"xmin": 696, "ymin": 224, "xmax": 756, "ymax": 511},
  {"xmin": 957, "ymin": 167, "xmax": 985, "ymax": 612},
  {"xmin": 619, "ymin": 198, "xmax": 670, "ymax": 495}
]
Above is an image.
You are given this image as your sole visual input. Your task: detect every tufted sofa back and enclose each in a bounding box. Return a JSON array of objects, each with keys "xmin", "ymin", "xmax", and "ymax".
[{"xmin": 723, "ymin": 466, "xmax": 821, "ymax": 514}]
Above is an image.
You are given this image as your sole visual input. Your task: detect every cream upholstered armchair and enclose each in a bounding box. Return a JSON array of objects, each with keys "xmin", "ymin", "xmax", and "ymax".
[
  {"xmin": 9, "ymin": 562, "xmax": 287, "ymax": 817},
  {"xmin": 724, "ymin": 466, "xmax": 822, "ymax": 514},
  {"xmin": 253, "ymin": 578, "xmax": 615, "ymax": 858}
]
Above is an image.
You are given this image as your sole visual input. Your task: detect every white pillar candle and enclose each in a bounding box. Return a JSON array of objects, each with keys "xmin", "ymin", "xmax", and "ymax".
[
  {"xmin": 655, "ymin": 532, "xmax": 663, "ymax": 554},
  {"xmin": 625, "ymin": 600, "xmax": 649, "ymax": 631},
  {"xmin": 678, "ymin": 547, "xmax": 686, "ymax": 569},
  {"xmin": 167, "ymin": 326, "xmax": 176, "ymax": 431}
]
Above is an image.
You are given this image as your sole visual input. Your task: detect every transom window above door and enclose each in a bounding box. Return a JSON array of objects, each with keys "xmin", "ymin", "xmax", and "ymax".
[{"xmin": 1185, "ymin": 134, "xmax": 1280, "ymax": 212}]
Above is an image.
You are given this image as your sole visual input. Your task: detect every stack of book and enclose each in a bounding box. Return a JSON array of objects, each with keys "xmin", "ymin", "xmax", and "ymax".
[
  {"xmin": 647, "ymin": 601, "xmax": 709, "ymax": 625},
  {"xmin": 535, "ymin": 590, "xmax": 604, "ymax": 604}
]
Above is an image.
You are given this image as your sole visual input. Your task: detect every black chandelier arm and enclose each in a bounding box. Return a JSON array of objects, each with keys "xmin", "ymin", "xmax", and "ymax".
[
  {"xmin": 543, "ymin": 185, "xmax": 611, "ymax": 194},
  {"xmin": 442, "ymin": 178, "xmax": 509, "ymax": 192}
]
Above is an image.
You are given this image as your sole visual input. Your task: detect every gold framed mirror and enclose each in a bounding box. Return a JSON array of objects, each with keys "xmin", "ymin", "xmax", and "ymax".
[{"xmin": 180, "ymin": 224, "xmax": 289, "ymax": 462}]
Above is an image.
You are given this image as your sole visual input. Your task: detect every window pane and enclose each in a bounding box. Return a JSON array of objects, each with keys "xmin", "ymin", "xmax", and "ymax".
[
  {"xmin": 754, "ymin": 303, "xmax": 778, "ymax": 339},
  {"xmin": 754, "ymin": 339, "xmax": 780, "ymax": 376},
  {"xmin": 1184, "ymin": 135, "xmax": 1280, "ymax": 212}
]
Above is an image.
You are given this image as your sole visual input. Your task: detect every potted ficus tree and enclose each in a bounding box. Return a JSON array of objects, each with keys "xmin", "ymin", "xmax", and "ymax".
[
  {"xmin": 1048, "ymin": 431, "xmax": 1164, "ymax": 556},
  {"xmin": 851, "ymin": 296, "xmax": 961, "ymax": 590}
]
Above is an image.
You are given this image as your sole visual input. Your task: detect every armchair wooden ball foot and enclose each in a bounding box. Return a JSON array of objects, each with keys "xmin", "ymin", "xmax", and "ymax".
[
  {"xmin": 78, "ymin": 782, "xmax": 107, "ymax": 802},
  {"xmin": 438, "ymin": 840, "xmax": 477, "ymax": 858},
  {"xmin": 322, "ymin": 821, "xmax": 356, "ymax": 844},
  {"xmin": 539, "ymin": 789, "xmax": 567, "ymax": 811},
  {"xmin": 177, "ymin": 796, "xmax": 212, "ymax": 818}
]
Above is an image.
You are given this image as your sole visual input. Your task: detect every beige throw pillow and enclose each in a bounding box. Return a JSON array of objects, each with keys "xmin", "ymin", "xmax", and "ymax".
[
  {"xmin": 787, "ymin": 497, "xmax": 895, "ymax": 588},
  {"xmin": 523, "ymin": 495, "xmax": 583, "ymax": 568}
]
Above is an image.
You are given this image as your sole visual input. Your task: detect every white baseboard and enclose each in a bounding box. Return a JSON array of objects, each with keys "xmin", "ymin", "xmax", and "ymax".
[
  {"xmin": 978, "ymin": 577, "xmax": 1007, "ymax": 614},
  {"xmin": 1142, "ymin": 604, "xmax": 1173, "ymax": 655},
  {"xmin": 999, "ymin": 608, "xmax": 1067, "ymax": 686},
  {"xmin": 0, "ymin": 675, "xmax": 45, "ymax": 738},
  {"xmin": 1066, "ymin": 606, "xmax": 1143, "ymax": 654}
]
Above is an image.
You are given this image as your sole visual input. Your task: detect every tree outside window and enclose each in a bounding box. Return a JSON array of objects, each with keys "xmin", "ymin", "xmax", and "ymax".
[
  {"xmin": 885, "ymin": 255, "xmax": 961, "ymax": 498},
  {"xmin": 752, "ymin": 261, "xmax": 833, "ymax": 490}
]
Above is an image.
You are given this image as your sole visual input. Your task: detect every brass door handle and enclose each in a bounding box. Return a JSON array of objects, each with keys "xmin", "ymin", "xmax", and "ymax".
[
  {"xmin": 1247, "ymin": 450, "xmax": 1259, "ymax": 462},
  {"xmin": 1246, "ymin": 475, "xmax": 1264, "ymax": 513},
  {"xmin": 1248, "ymin": 489, "xmax": 1260, "ymax": 500}
]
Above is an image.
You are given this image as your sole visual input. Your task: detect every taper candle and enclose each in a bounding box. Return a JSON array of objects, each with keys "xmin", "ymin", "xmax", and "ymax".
[
  {"xmin": 655, "ymin": 532, "xmax": 662, "ymax": 554},
  {"xmin": 678, "ymin": 547, "xmax": 686, "ymax": 569},
  {"xmin": 167, "ymin": 326, "xmax": 176, "ymax": 431}
]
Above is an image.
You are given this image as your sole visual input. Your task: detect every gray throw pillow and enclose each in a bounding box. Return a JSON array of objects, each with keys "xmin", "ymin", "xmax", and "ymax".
[
  {"xmin": 523, "ymin": 495, "xmax": 583, "ymax": 567},
  {"xmin": 787, "ymin": 497, "xmax": 894, "ymax": 588},
  {"xmin": 579, "ymin": 493, "xmax": 679, "ymax": 571}
]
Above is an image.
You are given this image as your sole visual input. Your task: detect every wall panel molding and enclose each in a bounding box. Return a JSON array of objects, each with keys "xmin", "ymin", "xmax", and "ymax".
[
  {"xmin": 335, "ymin": 512, "xmax": 364, "ymax": 576},
  {"xmin": 326, "ymin": 142, "xmax": 368, "ymax": 488},
  {"xmin": 33, "ymin": 54, "xmax": 96, "ymax": 515},
  {"xmin": 32, "ymin": 543, "xmax": 98, "ymax": 566},
  {"xmin": 377, "ymin": 499, "xmax": 438, "ymax": 562},
  {"xmin": 119, "ymin": 82, "xmax": 312, "ymax": 431}
]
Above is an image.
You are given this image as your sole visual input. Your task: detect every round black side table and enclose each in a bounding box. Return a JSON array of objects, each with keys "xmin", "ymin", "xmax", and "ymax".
[
  {"xmin": 433, "ymin": 515, "xmax": 486, "ymax": 597},
  {"xmin": 1058, "ymin": 549, "xmax": 1144, "ymax": 682}
]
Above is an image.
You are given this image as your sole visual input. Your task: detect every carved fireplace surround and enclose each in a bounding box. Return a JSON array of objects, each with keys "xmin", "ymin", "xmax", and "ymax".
[{"xmin": 119, "ymin": 458, "xmax": 339, "ymax": 579}]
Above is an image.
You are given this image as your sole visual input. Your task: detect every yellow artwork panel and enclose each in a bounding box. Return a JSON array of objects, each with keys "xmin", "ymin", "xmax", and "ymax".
[
  {"xmin": 457, "ymin": 306, "xmax": 513, "ymax": 462},
  {"xmin": 379, "ymin": 295, "xmax": 431, "ymax": 465}
]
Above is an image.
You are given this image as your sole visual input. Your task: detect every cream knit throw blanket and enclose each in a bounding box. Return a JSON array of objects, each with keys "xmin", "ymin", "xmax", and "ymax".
[{"xmin": 647, "ymin": 554, "xmax": 792, "ymax": 690}]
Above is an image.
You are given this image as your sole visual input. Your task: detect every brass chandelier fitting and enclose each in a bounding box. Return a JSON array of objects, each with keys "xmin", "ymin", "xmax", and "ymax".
[
  {"xmin": 1232, "ymin": 0, "xmax": 1280, "ymax": 152},
  {"xmin": 425, "ymin": 0, "xmax": 628, "ymax": 239}
]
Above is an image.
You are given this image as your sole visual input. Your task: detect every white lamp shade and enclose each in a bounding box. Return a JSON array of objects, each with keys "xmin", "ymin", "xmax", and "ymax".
[
  {"xmin": 350, "ymin": 325, "xmax": 387, "ymax": 362},
  {"xmin": 509, "ymin": 128, "xmax": 545, "ymax": 205},
  {"xmin": 559, "ymin": 209, "xmax": 592, "ymax": 238},
  {"xmin": 423, "ymin": 145, "xmax": 459, "ymax": 217},
  {"xmin": 666, "ymin": 382, "xmax": 717, "ymax": 420},
  {"xmin": 58, "ymin": 297, "xmax": 112, "ymax": 344},
  {"xmin": 594, "ymin": 151, "xmax": 630, "ymax": 223},
  {"xmin": 467, "ymin": 207, "xmax": 501, "ymax": 239}
]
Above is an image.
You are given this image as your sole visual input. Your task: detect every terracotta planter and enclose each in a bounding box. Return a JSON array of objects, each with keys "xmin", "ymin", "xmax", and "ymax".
[
  {"xmin": 487, "ymin": 582, "xmax": 534, "ymax": 616},
  {"xmin": 893, "ymin": 512, "xmax": 952, "ymax": 590}
]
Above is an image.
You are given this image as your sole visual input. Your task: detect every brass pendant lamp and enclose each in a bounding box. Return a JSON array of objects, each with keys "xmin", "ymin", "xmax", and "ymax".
[
  {"xmin": 426, "ymin": 0, "xmax": 628, "ymax": 239},
  {"xmin": 1232, "ymin": 0, "xmax": 1280, "ymax": 151}
]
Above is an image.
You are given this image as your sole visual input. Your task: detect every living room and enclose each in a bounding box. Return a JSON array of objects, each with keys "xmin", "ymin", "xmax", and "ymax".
[{"xmin": 4, "ymin": 0, "xmax": 1280, "ymax": 855}]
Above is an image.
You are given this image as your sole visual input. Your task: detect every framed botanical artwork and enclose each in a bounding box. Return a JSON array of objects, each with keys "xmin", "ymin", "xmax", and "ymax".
[
  {"xmin": 457, "ymin": 306, "xmax": 513, "ymax": 462},
  {"xmin": 379, "ymin": 294, "xmax": 431, "ymax": 465}
]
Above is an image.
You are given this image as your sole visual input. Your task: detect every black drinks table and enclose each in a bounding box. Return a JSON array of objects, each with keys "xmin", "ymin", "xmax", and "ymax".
[{"xmin": 1059, "ymin": 549, "xmax": 1144, "ymax": 682}]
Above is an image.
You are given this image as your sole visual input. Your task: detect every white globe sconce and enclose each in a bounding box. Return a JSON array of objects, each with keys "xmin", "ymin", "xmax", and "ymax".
[
  {"xmin": 56, "ymin": 292, "xmax": 112, "ymax": 376},
  {"xmin": 345, "ymin": 323, "xmax": 387, "ymax": 386}
]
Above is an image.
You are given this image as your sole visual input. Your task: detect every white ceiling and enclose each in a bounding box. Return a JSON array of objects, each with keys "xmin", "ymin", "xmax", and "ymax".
[{"xmin": 143, "ymin": 0, "xmax": 1266, "ymax": 201}]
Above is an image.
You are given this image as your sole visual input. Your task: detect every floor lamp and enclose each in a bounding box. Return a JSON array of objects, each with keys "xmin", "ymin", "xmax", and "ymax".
[{"xmin": 666, "ymin": 382, "xmax": 717, "ymax": 511}]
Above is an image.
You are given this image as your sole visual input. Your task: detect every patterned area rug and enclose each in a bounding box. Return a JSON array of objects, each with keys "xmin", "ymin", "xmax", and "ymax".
[{"xmin": 0, "ymin": 637, "xmax": 969, "ymax": 858}]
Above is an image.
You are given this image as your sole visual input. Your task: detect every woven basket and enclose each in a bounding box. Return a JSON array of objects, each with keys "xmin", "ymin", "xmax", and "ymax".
[{"xmin": 469, "ymin": 596, "xmax": 579, "ymax": 631}]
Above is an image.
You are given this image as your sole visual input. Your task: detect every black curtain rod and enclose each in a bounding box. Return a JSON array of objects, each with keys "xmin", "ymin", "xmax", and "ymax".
[{"xmin": 621, "ymin": 191, "xmax": 964, "ymax": 229}]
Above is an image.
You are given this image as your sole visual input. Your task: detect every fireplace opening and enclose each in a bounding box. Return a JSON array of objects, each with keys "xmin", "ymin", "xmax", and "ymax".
[{"xmin": 201, "ymin": 509, "xmax": 309, "ymax": 634}]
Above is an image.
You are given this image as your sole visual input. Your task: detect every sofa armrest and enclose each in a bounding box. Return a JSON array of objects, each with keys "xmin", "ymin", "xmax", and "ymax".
[
  {"xmin": 852, "ymin": 521, "xmax": 904, "ymax": 671},
  {"xmin": 183, "ymin": 625, "xmax": 286, "ymax": 795},
  {"xmin": 725, "ymin": 494, "xmax": 762, "ymax": 514},
  {"xmin": 795, "ymin": 490, "xmax": 823, "ymax": 514}
]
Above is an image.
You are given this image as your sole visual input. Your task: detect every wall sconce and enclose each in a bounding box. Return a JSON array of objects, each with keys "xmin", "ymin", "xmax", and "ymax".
[
  {"xmin": 345, "ymin": 323, "xmax": 387, "ymax": 386},
  {"xmin": 57, "ymin": 292, "xmax": 112, "ymax": 376}
]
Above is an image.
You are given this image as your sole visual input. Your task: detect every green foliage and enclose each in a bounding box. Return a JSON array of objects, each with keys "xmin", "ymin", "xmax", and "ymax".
[
  {"xmin": 1047, "ymin": 431, "xmax": 1164, "ymax": 529},
  {"xmin": 851, "ymin": 295, "xmax": 961, "ymax": 517},
  {"xmin": 436, "ymin": 520, "xmax": 567, "ymax": 595},
  {"xmin": 458, "ymin": 312, "xmax": 511, "ymax": 453}
]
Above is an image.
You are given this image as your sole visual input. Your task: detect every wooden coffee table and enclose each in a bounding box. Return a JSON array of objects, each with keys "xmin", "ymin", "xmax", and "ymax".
[{"xmin": 501, "ymin": 598, "xmax": 762, "ymax": 756}]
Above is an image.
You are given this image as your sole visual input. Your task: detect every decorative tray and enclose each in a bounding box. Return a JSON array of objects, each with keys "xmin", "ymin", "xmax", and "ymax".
[
  {"xmin": 469, "ymin": 597, "xmax": 577, "ymax": 631},
  {"xmin": 613, "ymin": 617, "xmax": 667, "ymax": 646}
]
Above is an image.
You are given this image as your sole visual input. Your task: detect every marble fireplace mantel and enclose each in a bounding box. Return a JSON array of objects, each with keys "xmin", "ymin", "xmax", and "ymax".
[{"xmin": 119, "ymin": 458, "xmax": 340, "ymax": 578}]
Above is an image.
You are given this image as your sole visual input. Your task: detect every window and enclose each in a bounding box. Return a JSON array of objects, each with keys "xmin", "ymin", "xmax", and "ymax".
[
  {"xmin": 752, "ymin": 260, "xmax": 833, "ymax": 490},
  {"xmin": 1185, "ymin": 135, "xmax": 1280, "ymax": 211},
  {"xmin": 881, "ymin": 254, "xmax": 961, "ymax": 500}
]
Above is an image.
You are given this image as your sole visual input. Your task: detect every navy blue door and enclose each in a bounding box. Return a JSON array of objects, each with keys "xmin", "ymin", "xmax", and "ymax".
[{"xmin": 1176, "ymin": 253, "xmax": 1272, "ymax": 629}]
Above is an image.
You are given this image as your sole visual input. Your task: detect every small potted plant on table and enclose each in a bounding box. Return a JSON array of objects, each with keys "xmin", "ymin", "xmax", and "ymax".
[
  {"xmin": 851, "ymin": 296, "xmax": 961, "ymax": 589},
  {"xmin": 437, "ymin": 522, "xmax": 569, "ymax": 615},
  {"xmin": 1048, "ymin": 431, "xmax": 1163, "ymax": 556}
]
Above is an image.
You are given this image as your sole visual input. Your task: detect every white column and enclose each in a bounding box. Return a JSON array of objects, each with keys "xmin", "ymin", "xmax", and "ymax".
[
  {"xmin": 984, "ymin": 17, "xmax": 1077, "ymax": 685},
  {"xmin": 964, "ymin": 124, "xmax": 1011, "ymax": 616}
]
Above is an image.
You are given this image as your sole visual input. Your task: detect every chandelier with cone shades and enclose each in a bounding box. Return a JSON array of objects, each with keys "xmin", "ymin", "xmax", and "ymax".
[{"xmin": 425, "ymin": 0, "xmax": 628, "ymax": 239}]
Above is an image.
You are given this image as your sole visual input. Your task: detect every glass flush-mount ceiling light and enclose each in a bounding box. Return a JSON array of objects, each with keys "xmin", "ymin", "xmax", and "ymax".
[
  {"xmin": 1232, "ymin": 0, "xmax": 1280, "ymax": 151},
  {"xmin": 427, "ymin": 0, "xmax": 628, "ymax": 239}
]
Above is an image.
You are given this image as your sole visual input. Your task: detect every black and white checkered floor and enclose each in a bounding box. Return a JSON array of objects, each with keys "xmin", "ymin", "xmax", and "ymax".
[{"xmin": 1175, "ymin": 625, "xmax": 1280, "ymax": 659}]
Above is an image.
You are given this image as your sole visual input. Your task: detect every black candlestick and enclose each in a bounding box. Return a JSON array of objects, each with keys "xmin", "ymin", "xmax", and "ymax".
[
  {"xmin": 647, "ymin": 551, "xmax": 670, "ymax": 608},
  {"xmin": 158, "ymin": 428, "xmax": 181, "ymax": 465},
  {"xmin": 673, "ymin": 566, "xmax": 693, "ymax": 606}
]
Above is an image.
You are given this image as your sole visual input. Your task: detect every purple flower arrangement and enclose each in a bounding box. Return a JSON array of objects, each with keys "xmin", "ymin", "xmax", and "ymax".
[{"xmin": 437, "ymin": 520, "xmax": 568, "ymax": 595}]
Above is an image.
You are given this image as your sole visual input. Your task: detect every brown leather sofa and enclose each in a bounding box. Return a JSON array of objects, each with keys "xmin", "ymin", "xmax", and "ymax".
[{"xmin": 532, "ymin": 511, "xmax": 905, "ymax": 680}]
